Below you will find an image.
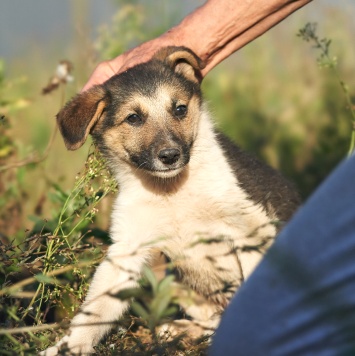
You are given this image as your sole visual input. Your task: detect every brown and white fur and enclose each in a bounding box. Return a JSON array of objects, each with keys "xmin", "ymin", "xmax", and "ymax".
[{"xmin": 42, "ymin": 47, "xmax": 300, "ymax": 355}]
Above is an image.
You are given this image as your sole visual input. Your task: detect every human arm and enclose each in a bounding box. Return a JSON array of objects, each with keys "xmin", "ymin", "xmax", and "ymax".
[{"xmin": 82, "ymin": 0, "xmax": 313, "ymax": 91}]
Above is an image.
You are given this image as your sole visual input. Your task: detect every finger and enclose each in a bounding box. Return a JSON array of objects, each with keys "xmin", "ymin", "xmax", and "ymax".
[{"xmin": 81, "ymin": 60, "xmax": 120, "ymax": 93}]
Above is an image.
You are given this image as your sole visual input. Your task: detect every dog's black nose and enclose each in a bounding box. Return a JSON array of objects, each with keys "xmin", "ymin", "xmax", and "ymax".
[{"xmin": 158, "ymin": 148, "xmax": 181, "ymax": 165}]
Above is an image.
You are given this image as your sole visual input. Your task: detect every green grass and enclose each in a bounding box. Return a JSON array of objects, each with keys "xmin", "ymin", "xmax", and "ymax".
[{"xmin": 0, "ymin": 2, "xmax": 354, "ymax": 354}]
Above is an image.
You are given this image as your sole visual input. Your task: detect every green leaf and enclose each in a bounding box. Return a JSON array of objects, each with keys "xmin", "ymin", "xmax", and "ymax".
[
  {"xmin": 157, "ymin": 274, "xmax": 175, "ymax": 294},
  {"xmin": 114, "ymin": 287, "xmax": 143, "ymax": 301},
  {"xmin": 131, "ymin": 301, "xmax": 149, "ymax": 320},
  {"xmin": 34, "ymin": 274, "xmax": 56, "ymax": 284},
  {"xmin": 150, "ymin": 291, "xmax": 173, "ymax": 321},
  {"xmin": 142, "ymin": 266, "xmax": 157, "ymax": 294},
  {"xmin": 161, "ymin": 305, "xmax": 179, "ymax": 319}
]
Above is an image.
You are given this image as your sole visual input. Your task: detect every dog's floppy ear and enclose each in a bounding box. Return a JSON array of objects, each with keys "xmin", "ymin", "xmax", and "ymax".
[
  {"xmin": 155, "ymin": 46, "xmax": 204, "ymax": 83},
  {"xmin": 56, "ymin": 85, "xmax": 107, "ymax": 150}
]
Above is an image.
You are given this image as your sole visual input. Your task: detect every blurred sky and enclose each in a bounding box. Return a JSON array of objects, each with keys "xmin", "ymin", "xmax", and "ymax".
[
  {"xmin": 0, "ymin": 0, "xmax": 202, "ymax": 59},
  {"xmin": 0, "ymin": 0, "xmax": 354, "ymax": 60}
]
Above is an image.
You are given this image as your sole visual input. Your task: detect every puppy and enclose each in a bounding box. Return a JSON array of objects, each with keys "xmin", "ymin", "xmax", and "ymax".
[{"xmin": 43, "ymin": 47, "xmax": 300, "ymax": 354}]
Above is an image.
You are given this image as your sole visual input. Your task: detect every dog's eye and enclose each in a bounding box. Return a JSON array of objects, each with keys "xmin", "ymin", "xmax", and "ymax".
[
  {"xmin": 174, "ymin": 105, "xmax": 187, "ymax": 119},
  {"xmin": 125, "ymin": 114, "xmax": 143, "ymax": 126}
]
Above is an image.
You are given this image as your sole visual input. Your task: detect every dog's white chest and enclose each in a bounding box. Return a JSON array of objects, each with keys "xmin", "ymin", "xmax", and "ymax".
[{"xmin": 110, "ymin": 165, "xmax": 274, "ymax": 275}]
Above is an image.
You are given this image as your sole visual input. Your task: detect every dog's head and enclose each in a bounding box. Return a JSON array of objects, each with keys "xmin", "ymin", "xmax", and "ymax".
[{"xmin": 57, "ymin": 47, "xmax": 203, "ymax": 179}]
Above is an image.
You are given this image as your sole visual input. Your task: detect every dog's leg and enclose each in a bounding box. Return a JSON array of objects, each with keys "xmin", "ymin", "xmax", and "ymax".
[
  {"xmin": 157, "ymin": 238, "xmax": 246, "ymax": 340},
  {"xmin": 158, "ymin": 295, "xmax": 221, "ymax": 341},
  {"xmin": 42, "ymin": 243, "xmax": 152, "ymax": 355}
]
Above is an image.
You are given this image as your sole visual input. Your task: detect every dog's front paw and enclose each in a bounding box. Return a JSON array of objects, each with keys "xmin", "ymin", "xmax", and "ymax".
[
  {"xmin": 40, "ymin": 335, "xmax": 95, "ymax": 355},
  {"xmin": 39, "ymin": 345, "xmax": 60, "ymax": 356},
  {"xmin": 158, "ymin": 319, "xmax": 211, "ymax": 341}
]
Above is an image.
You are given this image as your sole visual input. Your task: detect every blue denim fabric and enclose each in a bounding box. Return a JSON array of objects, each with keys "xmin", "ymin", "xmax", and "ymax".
[{"xmin": 210, "ymin": 155, "xmax": 355, "ymax": 356}]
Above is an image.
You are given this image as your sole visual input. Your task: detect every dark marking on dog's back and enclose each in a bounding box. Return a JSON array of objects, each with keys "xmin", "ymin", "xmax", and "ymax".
[{"xmin": 215, "ymin": 131, "xmax": 300, "ymax": 225}]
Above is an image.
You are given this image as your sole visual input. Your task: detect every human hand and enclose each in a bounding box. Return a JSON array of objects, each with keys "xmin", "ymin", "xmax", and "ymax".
[{"xmin": 81, "ymin": 32, "xmax": 180, "ymax": 92}]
